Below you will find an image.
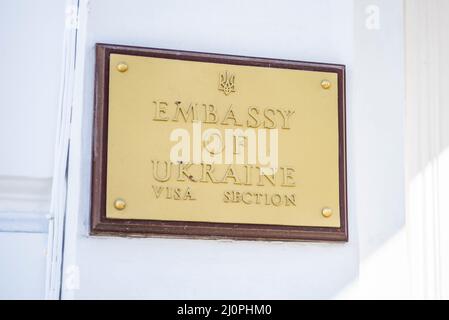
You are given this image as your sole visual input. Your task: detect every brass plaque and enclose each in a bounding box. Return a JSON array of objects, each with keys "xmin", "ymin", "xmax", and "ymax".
[{"xmin": 91, "ymin": 44, "xmax": 347, "ymax": 241}]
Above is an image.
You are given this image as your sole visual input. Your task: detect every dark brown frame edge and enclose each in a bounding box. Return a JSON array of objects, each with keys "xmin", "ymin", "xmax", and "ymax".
[{"xmin": 90, "ymin": 43, "xmax": 348, "ymax": 242}]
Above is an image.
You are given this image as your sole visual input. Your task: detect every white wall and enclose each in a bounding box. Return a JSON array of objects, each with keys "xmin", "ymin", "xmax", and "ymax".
[
  {"xmin": 405, "ymin": 0, "xmax": 449, "ymax": 299},
  {"xmin": 60, "ymin": 0, "xmax": 404, "ymax": 299},
  {"xmin": 0, "ymin": 0, "xmax": 65, "ymax": 178},
  {"xmin": 0, "ymin": 0, "xmax": 408, "ymax": 299},
  {"xmin": 338, "ymin": 0, "xmax": 409, "ymax": 299},
  {"xmin": 0, "ymin": 0, "xmax": 66, "ymax": 299},
  {"xmin": 0, "ymin": 232, "xmax": 48, "ymax": 299}
]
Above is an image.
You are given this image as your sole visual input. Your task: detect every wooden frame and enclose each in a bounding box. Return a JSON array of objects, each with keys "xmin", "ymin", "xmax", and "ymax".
[{"xmin": 90, "ymin": 43, "xmax": 348, "ymax": 242}]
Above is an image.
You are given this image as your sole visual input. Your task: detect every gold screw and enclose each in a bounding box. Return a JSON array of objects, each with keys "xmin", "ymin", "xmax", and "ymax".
[
  {"xmin": 114, "ymin": 199, "xmax": 126, "ymax": 210},
  {"xmin": 322, "ymin": 207, "xmax": 332, "ymax": 218},
  {"xmin": 116, "ymin": 62, "xmax": 128, "ymax": 72},
  {"xmin": 321, "ymin": 79, "xmax": 331, "ymax": 89}
]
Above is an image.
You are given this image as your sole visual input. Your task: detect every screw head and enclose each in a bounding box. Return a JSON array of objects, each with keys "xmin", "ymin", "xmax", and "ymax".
[
  {"xmin": 321, "ymin": 207, "xmax": 332, "ymax": 218},
  {"xmin": 114, "ymin": 199, "xmax": 126, "ymax": 210},
  {"xmin": 321, "ymin": 79, "xmax": 331, "ymax": 89},
  {"xmin": 116, "ymin": 62, "xmax": 128, "ymax": 72}
]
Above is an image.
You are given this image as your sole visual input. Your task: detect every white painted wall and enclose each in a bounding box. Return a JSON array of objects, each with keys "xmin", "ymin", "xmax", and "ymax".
[
  {"xmin": 0, "ymin": 0, "xmax": 65, "ymax": 178},
  {"xmin": 0, "ymin": 232, "xmax": 48, "ymax": 299},
  {"xmin": 338, "ymin": 0, "xmax": 409, "ymax": 299},
  {"xmin": 0, "ymin": 0, "xmax": 410, "ymax": 299},
  {"xmin": 0, "ymin": 0, "xmax": 66, "ymax": 299},
  {"xmin": 405, "ymin": 0, "xmax": 449, "ymax": 299},
  {"xmin": 60, "ymin": 0, "xmax": 405, "ymax": 299}
]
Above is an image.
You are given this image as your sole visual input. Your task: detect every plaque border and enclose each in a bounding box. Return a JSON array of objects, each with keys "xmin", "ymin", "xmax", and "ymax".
[{"xmin": 91, "ymin": 43, "xmax": 348, "ymax": 242}]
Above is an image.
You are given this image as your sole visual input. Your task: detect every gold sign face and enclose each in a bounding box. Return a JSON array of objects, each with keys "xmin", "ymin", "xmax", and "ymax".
[{"xmin": 91, "ymin": 44, "xmax": 347, "ymax": 241}]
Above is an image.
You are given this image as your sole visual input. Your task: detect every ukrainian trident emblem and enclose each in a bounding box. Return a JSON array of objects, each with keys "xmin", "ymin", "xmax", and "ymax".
[{"xmin": 218, "ymin": 71, "xmax": 235, "ymax": 95}]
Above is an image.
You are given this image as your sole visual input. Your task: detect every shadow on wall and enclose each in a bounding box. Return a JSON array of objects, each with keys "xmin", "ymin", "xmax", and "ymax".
[
  {"xmin": 405, "ymin": 0, "xmax": 449, "ymax": 298},
  {"xmin": 352, "ymin": 0, "xmax": 406, "ymax": 261},
  {"xmin": 70, "ymin": 0, "xmax": 360, "ymax": 299}
]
